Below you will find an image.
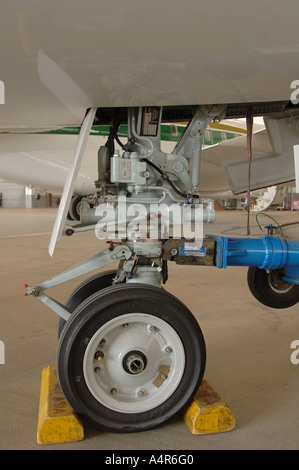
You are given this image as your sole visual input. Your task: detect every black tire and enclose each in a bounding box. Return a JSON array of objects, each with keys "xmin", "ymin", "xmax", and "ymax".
[
  {"xmin": 247, "ymin": 266, "xmax": 299, "ymax": 309},
  {"xmin": 58, "ymin": 270, "xmax": 116, "ymax": 338},
  {"xmin": 69, "ymin": 195, "xmax": 83, "ymax": 221},
  {"xmin": 67, "ymin": 210, "xmax": 74, "ymax": 221},
  {"xmin": 57, "ymin": 284, "xmax": 206, "ymax": 433}
]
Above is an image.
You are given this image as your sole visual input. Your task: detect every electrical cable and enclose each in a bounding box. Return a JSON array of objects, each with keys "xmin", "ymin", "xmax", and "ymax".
[
  {"xmin": 105, "ymin": 108, "xmax": 128, "ymax": 154},
  {"xmin": 108, "ymin": 110, "xmax": 198, "ymax": 201},
  {"xmin": 246, "ymin": 106, "xmax": 253, "ymax": 235},
  {"xmin": 255, "ymin": 212, "xmax": 283, "ymax": 235},
  {"xmin": 115, "ymin": 134, "xmax": 125, "ymax": 149},
  {"xmin": 141, "ymin": 158, "xmax": 199, "ymax": 200}
]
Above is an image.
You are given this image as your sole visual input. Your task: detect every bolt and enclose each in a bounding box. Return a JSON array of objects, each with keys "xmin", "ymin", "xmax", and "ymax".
[
  {"xmin": 30, "ymin": 287, "xmax": 40, "ymax": 297},
  {"xmin": 173, "ymin": 162, "xmax": 183, "ymax": 172},
  {"xmin": 123, "ymin": 323, "xmax": 129, "ymax": 328},
  {"xmin": 165, "ymin": 347, "xmax": 173, "ymax": 353},
  {"xmin": 161, "ymin": 374, "xmax": 168, "ymax": 380},
  {"xmin": 75, "ymin": 376, "xmax": 81, "ymax": 382},
  {"xmin": 150, "ymin": 325, "xmax": 157, "ymax": 332},
  {"xmin": 171, "ymin": 248, "xmax": 178, "ymax": 256},
  {"xmin": 110, "ymin": 388, "xmax": 117, "ymax": 395},
  {"xmin": 138, "ymin": 390, "xmax": 145, "ymax": 397},
  {"xmin": 99, "ymin": 339, "xmax": 106, "ymax": 347},
  {"xmin": 94, "ymin": 367, "xmax": 101, "ymax": 373}
]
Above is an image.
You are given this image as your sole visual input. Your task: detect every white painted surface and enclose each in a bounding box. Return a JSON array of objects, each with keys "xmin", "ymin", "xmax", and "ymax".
[{"xmin": 0, "ymin": 1, "xmax": 299, "ymax": 129}]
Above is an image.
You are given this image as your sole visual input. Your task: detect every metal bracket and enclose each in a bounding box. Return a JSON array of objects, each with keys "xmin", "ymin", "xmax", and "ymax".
[
  {"xmin": 173, "ymin": 105, "xmax": 226, "ymax": 190},
  {"xmin": 25, "ymin": 244, "xmax": 132, "ymax": 320},
  {"xmin": 163, "ymin": 238, "xmax": 216, "ymax": 266}
]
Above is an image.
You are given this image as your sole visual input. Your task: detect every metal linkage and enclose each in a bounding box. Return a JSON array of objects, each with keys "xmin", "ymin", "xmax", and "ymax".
[
  {"xmin": 25, "ymin": 234, "xmax": 299, "ymax": 321},
  {"xmin": 24, "ymin": 244, "xmax": 132, "ymax": 321}
]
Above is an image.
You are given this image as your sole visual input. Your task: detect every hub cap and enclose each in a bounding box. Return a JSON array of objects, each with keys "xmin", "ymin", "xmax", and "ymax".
[
  {"xmin": 268, "ymin": 270, "xmax": 293, "ymax": 294},
  {"xmin": 83, "ymin": 313, "xmax": 185, "ymax": 413}
]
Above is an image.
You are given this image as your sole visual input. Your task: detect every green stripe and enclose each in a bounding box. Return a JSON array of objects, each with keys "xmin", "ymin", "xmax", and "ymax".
[{"xmin": 40, "ymin": 124, "xmax": 242, "ymax": 145}]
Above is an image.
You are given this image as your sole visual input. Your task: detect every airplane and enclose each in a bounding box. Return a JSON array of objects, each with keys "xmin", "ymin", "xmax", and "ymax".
[
  {"xmin": 0, "ymin": 121, "xmax": 255, "ymax": 220},
  {"xmin": 0, "ymin": 117, "xmax": 285, "ymax": 216},
  {"xmin": 0, "ymin": 119, "xmax": 247, "ymax": 218},
  {"xmin": 3, "ymin": 0, "xmax": 299, "ymax": 433}
]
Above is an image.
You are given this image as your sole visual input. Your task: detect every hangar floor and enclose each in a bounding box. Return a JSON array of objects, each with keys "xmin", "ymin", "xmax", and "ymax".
[{"xmin": 0, "ymin": 207, "xmax": 299, "ymax": 450}]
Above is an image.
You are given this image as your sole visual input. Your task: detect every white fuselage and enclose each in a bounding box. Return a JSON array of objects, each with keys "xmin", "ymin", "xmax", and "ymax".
[{"xmin": 0, "ymin": 0, "xmax": 298, "ymax": 130}]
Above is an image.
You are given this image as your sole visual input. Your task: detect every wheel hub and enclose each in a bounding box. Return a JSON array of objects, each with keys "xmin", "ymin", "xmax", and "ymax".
[
  {"xmin": 82, "ymin": 313, "xmax": 185, "ymax": 413},
  {"xmin": 268, "ymin": 270, "xmax": 293, "ymax": 294},
  {"xmin": 123, "ymin": 350, "xmax": 147, "ymax": 374}
]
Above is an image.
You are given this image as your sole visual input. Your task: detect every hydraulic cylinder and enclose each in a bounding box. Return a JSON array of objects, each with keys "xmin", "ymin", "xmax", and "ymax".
[{"xmin": 215, "ymin": 236, "xmax": 299, "ymax": 284}]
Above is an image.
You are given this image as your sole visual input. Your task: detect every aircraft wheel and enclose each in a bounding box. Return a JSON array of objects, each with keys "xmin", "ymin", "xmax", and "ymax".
[
  {"xmin": 58, "ymin": 270, "xmax": 116, "ymax": 337},
  {"xmin": 247, "ymin": 266, "xmax": 299, "ymax": 308},
  {"xmin": 69, "ymin": 195, "xmax": 83, "ymax": 221},
  {"xmin": 57, "ymin": 284, "xmax": 206, "ymax": 432}
]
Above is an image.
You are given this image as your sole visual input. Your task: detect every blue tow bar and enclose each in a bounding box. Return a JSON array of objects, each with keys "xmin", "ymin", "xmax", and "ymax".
[{"xmin": 212, "ymin": 235, "xmax": 299, "ymax": 285}]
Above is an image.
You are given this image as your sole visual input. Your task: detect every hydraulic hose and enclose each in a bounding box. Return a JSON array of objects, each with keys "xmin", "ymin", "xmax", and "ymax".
[{"xmin": 141, "ymin": 158, "xmax": 199, "ymax": 200}]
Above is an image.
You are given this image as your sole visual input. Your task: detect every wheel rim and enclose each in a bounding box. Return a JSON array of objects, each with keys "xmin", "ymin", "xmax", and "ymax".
[
  {"xmin": 268, "ymin": 270, "xmax": 293, "ymax": 294},
  {"xmin": 75, "ymin": 200, "xmax": 82, "ymax": 217},
  {"xmin": 83, "ymin": 313, "xmax": 185, "ymax": 413}
]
